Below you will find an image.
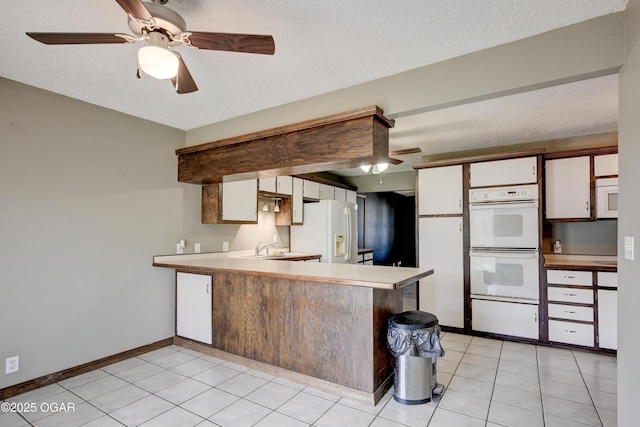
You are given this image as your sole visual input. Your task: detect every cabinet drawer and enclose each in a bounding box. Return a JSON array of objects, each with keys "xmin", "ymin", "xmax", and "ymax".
[
  {"xmin": 597, "ymin": 271, "xmax": 618, "ymax": 288},
  {"xmin": 549, "ymin": 320, "xmax": 594, "ymax": 347},
  {"xmin": 547, "ymin": 287, "xmax": 594, "ymax": 304},
  {"xmin": 548, "ymin": 304, "xmax": 594, "ymax": 322},
  {"xmin": 547, "ymin": 270, "xmax": 593, "ymax": 286}
]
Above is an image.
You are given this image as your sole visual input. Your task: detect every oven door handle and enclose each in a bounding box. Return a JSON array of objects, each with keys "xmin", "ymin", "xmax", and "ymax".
[{"xmin": 470, "ymin": 249, "xmax": 539, "ymax": 258}]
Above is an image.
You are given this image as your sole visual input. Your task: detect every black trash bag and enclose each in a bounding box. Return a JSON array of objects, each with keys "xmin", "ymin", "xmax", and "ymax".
[
  {"xmin": 387, "ymin": 317, "xmax": 445, "ymax": 359},
  {"xmin": 413, "ymin": 325, "xmax": 445, "ymax": 358}
]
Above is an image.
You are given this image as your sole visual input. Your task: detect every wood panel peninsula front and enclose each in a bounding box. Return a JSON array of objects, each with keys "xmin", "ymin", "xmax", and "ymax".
[{"xmin": 153, "ymin": 253, "xmax": 433, "ymax": 404}]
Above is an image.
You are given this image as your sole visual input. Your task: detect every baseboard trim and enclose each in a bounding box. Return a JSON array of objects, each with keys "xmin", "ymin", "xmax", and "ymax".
[{"xmin": 0, "ymin": 338, "xmax": 173, "ymax": 400}]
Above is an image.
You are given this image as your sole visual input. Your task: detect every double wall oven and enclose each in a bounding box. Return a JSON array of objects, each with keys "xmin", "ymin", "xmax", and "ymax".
[{"xmin": 469, "ymin": 185, "xmax": 540, "ymax": 304}]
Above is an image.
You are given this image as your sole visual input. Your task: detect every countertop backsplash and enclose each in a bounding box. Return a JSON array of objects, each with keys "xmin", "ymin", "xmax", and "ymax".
[{"xmin": 543, "ymin": 220, "xmax": 618, "ymax": 256}]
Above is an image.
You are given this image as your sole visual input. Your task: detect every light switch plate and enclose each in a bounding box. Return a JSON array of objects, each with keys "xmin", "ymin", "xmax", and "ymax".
[
  {"xmin": 194, "ymin": 243, "xmax": 201, "ymax": 253},
  {"xmin": 624, "ymin": 236, "xmax": 635, "ymax": 261},
  {"xmin": 222, "ymin": 242, "xmax": 229, "ymax": 252}
]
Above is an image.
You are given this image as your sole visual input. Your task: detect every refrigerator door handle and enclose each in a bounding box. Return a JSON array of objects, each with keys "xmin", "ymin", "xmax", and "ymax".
[{"xmin": 345, "ymin": 207, "xmax": 351, "ymax": 262}]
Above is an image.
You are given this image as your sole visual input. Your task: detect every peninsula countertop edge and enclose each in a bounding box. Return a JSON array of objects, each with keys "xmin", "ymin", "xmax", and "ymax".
[{"xmin": 153, "ymin": 252, "xmax": 433, "ymax": 290}]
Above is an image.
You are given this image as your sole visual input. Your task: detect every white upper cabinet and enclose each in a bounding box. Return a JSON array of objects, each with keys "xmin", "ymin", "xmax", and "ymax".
[
  {"xmin": 418, "ymin": 165, "xmax": 463, "ymax": 215},
  {"xmin": 319, "ymin": 184, "xmax": 335, "ymax": 200},
  {"xmin": 259, "ymin": 176, "xmax": 292, "ymax": 195},
  {"xmin": 346, "ymin": 190, "xmax": 357, "ymax": 204},
  {"xmin": 594, "ymin": 153, "xmax": 618, "ymax": 177},
  {"xmin": 258, "ymin": 177, "xmax": 277, "ymax": 193},
  {"xmin": 222, "ymin": 179, "xmax": 258, "ymax": 222},
  {"xmin": 545, "ymin": 156, "xmax": 591, "ymax": 219},
  {"xmin": 334, "ymin": 187, "xmax": 347, "ymax": 202},
  {"xmin": 303, "ymin": 180, "xmax": 320, "ymax": 200},
  {"xmin": 276, "ymin": 176, "xmax": 293, "ymax": 195},
  {"xmin": 292, "ymin": 177, "xmax": 303, "ymax": 224},
  {"xmin": 470, "ymin": 156, "xmax": 537, "ymax": 187}
]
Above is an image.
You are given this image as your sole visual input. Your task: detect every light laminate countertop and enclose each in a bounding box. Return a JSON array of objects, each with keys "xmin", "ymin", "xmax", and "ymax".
[
  {"xmin": 153, "ymin": 252, "xmax": 432, "ymax": 290},
  {"xmin": 543, "ymin": 253, "xmax": 617, "ymax": 271}
]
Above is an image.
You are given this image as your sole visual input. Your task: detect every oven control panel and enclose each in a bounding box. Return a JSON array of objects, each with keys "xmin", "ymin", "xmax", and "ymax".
[{"xmin": 470, "ymin": 185, "xmax": 539, "ymax": 203}]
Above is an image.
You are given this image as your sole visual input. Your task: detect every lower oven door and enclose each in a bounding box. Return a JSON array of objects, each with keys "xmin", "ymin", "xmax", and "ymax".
[{"xmin": 470, "ymin": 249, "xmax": 540, "ymax": 302}]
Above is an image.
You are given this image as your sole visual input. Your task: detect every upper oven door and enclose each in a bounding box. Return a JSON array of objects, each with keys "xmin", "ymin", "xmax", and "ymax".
[
  {"xmin": 470, "ymin": 249, "xmax": 540, "ymax": 302},
  {"xmin": 470, "ymin": 201, "xmax": 539, "ymax": 249}
]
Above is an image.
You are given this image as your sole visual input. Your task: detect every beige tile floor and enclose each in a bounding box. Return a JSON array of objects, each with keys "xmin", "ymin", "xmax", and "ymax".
[{"xmin": 0, "ymin": 331, "xmax": 617, "ymax": 427}]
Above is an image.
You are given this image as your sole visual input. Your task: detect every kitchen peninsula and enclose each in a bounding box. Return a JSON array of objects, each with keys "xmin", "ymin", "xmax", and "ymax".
[{"xmin": 153, "ymin": 252, "xmax": 433, "ymax": 404}]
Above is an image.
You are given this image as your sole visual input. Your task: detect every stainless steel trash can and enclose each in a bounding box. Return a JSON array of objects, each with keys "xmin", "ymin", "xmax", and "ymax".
[{"xmin": 387, "ymin": 311, "xmax": 445, "ymax": 404}]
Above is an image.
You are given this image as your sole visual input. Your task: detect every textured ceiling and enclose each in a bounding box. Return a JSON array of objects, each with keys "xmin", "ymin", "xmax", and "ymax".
[{"xmin": 0, "ymin": 0, "xmax": 626, "ymax": 133}]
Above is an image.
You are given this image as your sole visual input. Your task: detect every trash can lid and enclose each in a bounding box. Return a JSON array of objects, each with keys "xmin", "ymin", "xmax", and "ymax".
[{"xmin": 389, "ymin": 311, "xmax": 438, "ymax": 329}]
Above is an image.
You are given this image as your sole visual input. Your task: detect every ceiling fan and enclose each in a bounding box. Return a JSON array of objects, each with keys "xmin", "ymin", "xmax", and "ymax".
[
  {"xmin": 25, "ymin": 0, "xmax": 275, "ymax": 94},
  {"xmin": 360, "ymin": 147, "xmax": 422, "ymax": 174}
]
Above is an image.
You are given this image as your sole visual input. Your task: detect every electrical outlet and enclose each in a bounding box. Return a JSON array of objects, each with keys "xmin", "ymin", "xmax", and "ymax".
[
  {"xmin": 222, "ymin": 241, "xmax": 229, "ymax": 252},
  {"xmin": 273, "ymin": 234, "xmax": 278, "ymax": 243},
  {"xmin": 5, "ymin": 356, "xmax": 19, "ymax": 374},
  {"xmin": 194, "ymin": 243, "xmax": 201, "ymax": 253}
]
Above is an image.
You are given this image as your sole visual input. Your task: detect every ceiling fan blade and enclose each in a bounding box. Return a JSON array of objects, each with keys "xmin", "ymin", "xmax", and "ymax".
[
  {"xmin": 389, "ymin": 158, "xmax": 403, "ymax": 165},
  {"xmin": 26, "ymin": 32, "xmax": 129, "ymax": 45},
  {"xmin": 389, "ymin": 147, "xmax": 422, "ymax": 156},
  {"xmin": 171, "ymin": 52, "xmax": 198, "ymax": 94},
  {"xmin": 115, "ymin": 0, "xmax": 152, "ymax": 21},
  {"xmin": 187, "ymin": 32, "xmax": 275, "ymax": 55}
]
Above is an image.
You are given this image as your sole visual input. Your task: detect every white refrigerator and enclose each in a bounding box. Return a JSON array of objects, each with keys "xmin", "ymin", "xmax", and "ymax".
[{"xmin": 290, "ymin": 200, "xmax": 358, "ymax": 263}]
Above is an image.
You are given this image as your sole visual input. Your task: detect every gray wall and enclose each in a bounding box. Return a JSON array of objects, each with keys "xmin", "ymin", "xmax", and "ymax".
[
  {"xmin": 617, "ymin": 1, "xmax": 640, "ymax": 424},
  {"xmin": 0, "ymin": 78, "xmax": 184, "ymax": 388},
  {"xmin": 0, "ymin": 78, "xmax": 290, "ymax": 390}
]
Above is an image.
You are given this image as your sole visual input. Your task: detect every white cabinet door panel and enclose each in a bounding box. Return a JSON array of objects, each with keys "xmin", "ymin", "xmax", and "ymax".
[
  {"xmin": 292, "ymin": 177, "xmax": 303, "ymax": 224},
  {"xmin": 548, "ymin": 304, "xmax": 594, "ymax": 322},
  {"xmin": 472, "ymin": 299, "xmax": 539, "ymax": 339},
  {"xmin": 418, "ymin": 217, "xmax": 463, "ymax": 328},
  {"xmin": 547, "ymin": 287, "xmax": 594, "ymax": 304},
  {"xmin": 177, "ymin": 273, "xmax": 212, "ymax": 344},
  {"xmin": 597, "ymin": 272, "xmax": 618, "ymax": 288},
  {"xmin": 222, "ymin": 180, "xmax": 257, "ymax": 221},
  {"xmin": 549, "ymin": 320, "xmax": 594, "ymax": 347},
  {"xmin": 547, "ymin": 270, "xmax": 593, "ymax": 286},
  {"xmin": 594, "ymin": 154, "xmax": 618, "ymax": 177},
  {"xmin": 470, "ymin": 157, "xmax": 537, "ymax": 187},
  {"xmin": 277, "ymin": 176, "xmax": 293, "ymax": 195},
  {"xmin": 545, "ymin": 156, "xmax": 590, "ymax": 219},
  {"xmin": 303, "ymin": 180, "xmax": 320, "ymax": 200},
  {"xmin": 598, "ymin": 289, "xmax": 617, "ymax": 350},
  {"xmin": 334, "ymin": 187, "xmax": 346, "ymax": 202},
  {"xmin": 418, "ymin": 165, "xmax": 463, "ymax": 215}
]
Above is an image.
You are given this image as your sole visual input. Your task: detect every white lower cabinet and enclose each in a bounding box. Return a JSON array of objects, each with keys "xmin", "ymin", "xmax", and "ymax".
[
  {"xmin": 176, "ymin": 272, "xmax": 212, "ymax": 344},
  {"xmin": 549, "ymin": 320, "xmax": 594, "ymax": 347},
  {"xmin": 548, "ymin": 304, "xmax": 594, "ymax": 322},
  {"xmin": 547, "ymin": 287, "xmax": 594, "ymax": 304},
  {"xmin": 472, "ymin": 299, "xmax": 539, "ymax": 339},
  {"xmin": 598, "ymin": 289, "xmax": 617, "ymax": 350},
  {"xmin": 418, "ymin": 217, "xmax": 464, "ymax": 328}
]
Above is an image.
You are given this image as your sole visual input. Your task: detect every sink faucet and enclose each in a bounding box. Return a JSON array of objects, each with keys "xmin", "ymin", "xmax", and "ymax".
[{"xmin": 255, "ymin": 242, "xmax": 276, "ymax": 256}]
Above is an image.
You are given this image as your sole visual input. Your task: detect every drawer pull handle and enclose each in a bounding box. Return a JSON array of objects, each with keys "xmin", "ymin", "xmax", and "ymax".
[
  {"xmin": 564, "ymin": 293, "xmax": 577, "ymax": 297},
  {"xmin": 563, "ymin": 275, "xmax": 576, "ymax": 279},
  {"xmin": 564, "ymin": 311, "xmax": 576, "ymax": 314},
  {"xmin": 565, "ymin": 330, "xmax": 578, "ymax": 333}
]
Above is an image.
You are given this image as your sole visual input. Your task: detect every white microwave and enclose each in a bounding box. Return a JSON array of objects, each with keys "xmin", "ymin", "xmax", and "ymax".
[{"xmin": 596, "ymin": 177, "xmax": 618, "ymax": 219}]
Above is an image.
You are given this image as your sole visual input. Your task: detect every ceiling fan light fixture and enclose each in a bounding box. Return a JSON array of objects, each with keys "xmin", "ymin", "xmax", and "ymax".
[
  {"xmin": 360, "ymin": 165, "xmax": 372, "ymax": 173},
  {"xmin": 372, "ymin": 162, "xmax": 388, "ymax": 174},
  {"xmin": 138, "ymin": 45, "xmax": 179, "ymax": 79}
]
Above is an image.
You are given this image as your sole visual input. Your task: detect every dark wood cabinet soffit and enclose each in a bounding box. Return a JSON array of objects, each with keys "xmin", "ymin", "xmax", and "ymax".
[{"xmin": 176, "ymin": 106, "xmax": 395, "ymax": 184}]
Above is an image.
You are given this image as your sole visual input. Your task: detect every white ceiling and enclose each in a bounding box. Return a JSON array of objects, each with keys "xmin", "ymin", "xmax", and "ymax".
[{"xmin": 0, "ymin": 0, "xmax": 625, "ymax": 174}]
